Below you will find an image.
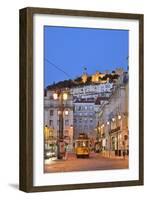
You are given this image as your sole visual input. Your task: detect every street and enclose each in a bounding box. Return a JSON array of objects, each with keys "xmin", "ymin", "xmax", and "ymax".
[{"xmin": 44, "ymin": 152, "xmax": 128, "ymax": 173}]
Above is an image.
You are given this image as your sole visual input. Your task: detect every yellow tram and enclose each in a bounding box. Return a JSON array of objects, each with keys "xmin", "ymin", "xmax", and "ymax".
[{"xmin": 75, "ymin": 133, "xmax": 90, "ymax": 158}]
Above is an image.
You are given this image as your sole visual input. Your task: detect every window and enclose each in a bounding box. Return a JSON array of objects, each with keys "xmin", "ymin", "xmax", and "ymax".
[
  {"xmin": 65, "ymin": 120, "xmax": 69, "ymax": 126},
  {"xmin": 49, "ymin": 95, "xmax": 53, "ymax": 100},
  {"xmin": 84, "ymin": 118, "xmax": 88, "ymax": 123},
  {"xmin": 78, "ymin": 106, "xmax": 82, "ymax": 111},
  {"xmin": 49, "ymin": 120, "xmax": 53, "ymax": 126},
  {"xmin": 89, "ymin": 105, "xmax": 93, "ymax": 110},
  {"xmin": 89, "ymin": 125, "xmax": 93, "ymax": 129},
  {"xmin": 84, "ymin": 106, "xmax": 88, "ymax": 110},
  {"xmin": 50, "ymin": 110, "xmax": 54, "ymax": 116},
  {"xmin": 79, "ymin": 118, "xmax": 82, "ymax": 123},
  {"xmin": 84, "ymin": 112, "xmax": 88, "ymax": 116},
  {"xmin": 74, "ymin": 119, "xmax": 77, "ymax": 123},
  {"xmin": 74, "ymin": 106, "xmax": 77, "ymax": 112},
  {"xmin": 64, "ymin": 130, "xmax": 69, "ymax": 136},
  {"xmin": 84, "ymin": 125, "xmax": 88, "ymax": 130},
  {"xmin": 49, "ymin": 130, "xmax": 53, "ymax": 137},
  {"xmin": 90, "ymin": 118, "xmax": 93, "ymax": 123}
]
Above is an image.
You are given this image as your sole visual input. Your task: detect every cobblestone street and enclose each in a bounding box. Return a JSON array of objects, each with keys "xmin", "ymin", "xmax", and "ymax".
[{"xmin": 44, "ymin": 152, "xmax": 128, "ymax": 173}]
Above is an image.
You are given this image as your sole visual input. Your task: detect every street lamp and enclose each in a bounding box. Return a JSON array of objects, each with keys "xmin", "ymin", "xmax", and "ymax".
[
  {"xmin": 118, "ymin": 115, "xmax": 121, "ymax": 120},
  {"xmin": 94, "ymin": 122, "xmax": 100, "ymax": 153},
  {"xmin": 112, "ymin": 117, "xmax": 115, "ymax": 122},
  {"xmin": 115, "ymin": 114, "xmax": 122, "ymax": 157},
  {"xmin": 64, "ymin": 110, "xmax": 69, "ymax": 116},
  {"xmin": 53, "ymin": 93, "xmax": 58, "ymax": 100},
  {"xmin": 107, "ymin": 121, "xmax": 110, "ymax": 125},
  {"xmin": 95, "ymin": 122, "xmax": 100, "ymax": 141},
  {"xmin": 53, "ymin": 90, "xmax": 68, "ymax": 159}
]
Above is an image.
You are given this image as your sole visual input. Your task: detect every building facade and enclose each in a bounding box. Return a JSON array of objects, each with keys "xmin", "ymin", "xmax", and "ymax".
[
  {"xmin": 44, "ymin": 90, "xmax": 74, "ymax": 152},
  {"xmin": 44, "ymin": 69, "xmax": 128, "ymax": 156},
  {"xmin": 96, "ymin": 73, "xmax": 129, "ymax": 157},
  {"xmin": 73, "ymin": 99, "xmax": 97, "ymax": 140}
]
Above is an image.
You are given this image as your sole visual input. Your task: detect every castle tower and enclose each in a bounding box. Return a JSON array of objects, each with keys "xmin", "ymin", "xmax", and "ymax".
[
  {"xmin": 81, "ymin": 73, "xmax": 88, "ymax": 83},
  {"xmin": 81, "ymin": 66, "xmax": 88, "ymax": 83},
  {"xmin": 92, "ymin": 71, "xmax": 99, "ymax": 83}
]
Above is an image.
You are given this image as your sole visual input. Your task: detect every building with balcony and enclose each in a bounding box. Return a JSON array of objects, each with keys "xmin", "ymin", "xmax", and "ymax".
[
  {"xmin": 44, "ymin": 68, "xmax": 126, "ymax": 154},
  {"xmin": 96, "ymin": 72, "xmax": 129, "ymax": 157},
  {"xmin": 44, "ymin": 89, "xmax": 74, "ymax": 152}
]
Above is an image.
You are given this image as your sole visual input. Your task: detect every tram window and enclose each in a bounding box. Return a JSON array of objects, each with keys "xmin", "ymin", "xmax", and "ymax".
[{"xmin": 77, "ymin": 141, "xmax": 88, "ymax": 147}]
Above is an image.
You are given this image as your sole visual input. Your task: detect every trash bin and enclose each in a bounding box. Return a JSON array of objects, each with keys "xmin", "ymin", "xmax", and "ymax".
[{"xmin": 118, "ymin": 150, "xmax": 121, "ymax": 156}]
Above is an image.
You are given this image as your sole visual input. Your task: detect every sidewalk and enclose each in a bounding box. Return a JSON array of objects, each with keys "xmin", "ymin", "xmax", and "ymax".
[{"xmin": 100, "ymin": 150, "xmax": 129, "ymax": 160}]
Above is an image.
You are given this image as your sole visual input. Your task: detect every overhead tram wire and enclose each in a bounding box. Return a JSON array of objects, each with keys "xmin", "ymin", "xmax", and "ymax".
[
  {"xmin": 45, "ymin": 58, "xmax": 72, "ymax": 79},
  {"xmin": 45, "ymin": 58, "xmax": 79, "ymax": 85}
]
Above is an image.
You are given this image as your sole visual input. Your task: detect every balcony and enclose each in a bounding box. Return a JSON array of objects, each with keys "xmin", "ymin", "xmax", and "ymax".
[{"xmin": 44, "ymin": 100, "xmax": 73, "ymax": 109}]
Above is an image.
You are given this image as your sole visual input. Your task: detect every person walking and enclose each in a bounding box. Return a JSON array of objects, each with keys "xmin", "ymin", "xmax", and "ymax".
[{"xmin": 64, "ymin": 143, "xmax": 68, "ymax": 160}]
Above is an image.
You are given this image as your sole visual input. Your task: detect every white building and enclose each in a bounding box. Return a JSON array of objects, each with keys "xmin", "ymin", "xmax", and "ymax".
[
  {"xmin": 44, "ymin": 89, "xmax": 74, "ymax": 151},
  {"xmin": 70, "ymin": 82, "xmax": 113, "ymax": 97},
  {"xmin": 96, "ymin": 73, "xmax": 129, "ymax": 157},
  {"xmin": 73, "ymin": 96, "xmax": 110, "ymax": 141},
  {"xmin": 73, "ymin": 99, "xmax": 96, "ymax": 140},
  {"xmin": 44, "ymin": 69, "xmax": 126, "ymax": 154}
]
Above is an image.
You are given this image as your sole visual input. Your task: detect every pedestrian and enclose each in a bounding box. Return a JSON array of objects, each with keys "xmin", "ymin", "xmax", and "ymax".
[
  {"xmin": 64, "ymin": 143, "xmax": 68, "ymax": 160},
  {"xmin": 122, "ymin": 141, "xmax": 126, "ymax": 159}
]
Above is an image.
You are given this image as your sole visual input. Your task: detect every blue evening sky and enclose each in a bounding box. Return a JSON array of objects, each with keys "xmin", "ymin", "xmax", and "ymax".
[{"xmin": 44, "ymin": 26, "xmax": 128, "ymax": 87}]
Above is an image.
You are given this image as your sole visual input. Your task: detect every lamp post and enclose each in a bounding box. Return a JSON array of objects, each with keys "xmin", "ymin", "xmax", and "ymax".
[
  {"xmin": 117, "ymin": 114, "xmax": 121, "ymax": 156},
  {"xmin": 96, "ymin": 121, "xmax": 99, "ymax": 142},
  {"xmin": 94, "ymin": 122, "xmax": 100, "ymax": 153},
  {"xmin": 53, "ymin": 90, "xmax": 68, "ymax": 159},
  {"xmin": 106, "ymin": 121, "xmax": 111, "ymax": 157}
]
